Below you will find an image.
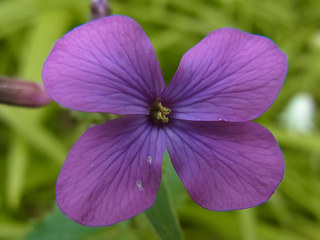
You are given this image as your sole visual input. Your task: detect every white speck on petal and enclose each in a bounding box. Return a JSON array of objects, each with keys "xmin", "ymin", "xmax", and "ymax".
[
  {"xmin": 147, "ymin": 156, "xmax": 152, "ymax": 164},
  {"xmin": 136, "ymin": 179, "xmax": 143, "ymax": 191},
  {"xmin": 218, "ymin": 118, "xmax": 226, "ymax": 122}
]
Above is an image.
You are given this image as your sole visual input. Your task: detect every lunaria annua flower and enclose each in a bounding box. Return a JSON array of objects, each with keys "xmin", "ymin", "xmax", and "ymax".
[{"xmin": 42, "ymin": 15, "xmax": 288, "ymax": 226}]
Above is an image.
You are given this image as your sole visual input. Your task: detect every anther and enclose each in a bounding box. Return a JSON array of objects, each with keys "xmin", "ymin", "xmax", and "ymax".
[{"xmin": 149, "ymin": 101, "xmax": 171, "ymax": 124}]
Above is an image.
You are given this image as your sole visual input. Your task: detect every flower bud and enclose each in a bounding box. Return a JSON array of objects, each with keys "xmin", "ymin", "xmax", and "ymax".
[
  {"xmin": 0, "ymin": 76, "xmax": 52, "ymax": 107},
  {"xmin": 90, "ymin": 0, "xmax": 111, "ymax": 21}
]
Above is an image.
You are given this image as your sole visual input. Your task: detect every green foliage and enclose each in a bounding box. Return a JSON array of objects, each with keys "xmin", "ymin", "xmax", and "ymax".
[
  {"xmin": 25, "ymin": 207, "xmax": 137, "ymax": 240},
  {"xmin": 145, "ymin": 181, "xmax": 184, "ymax": 240},
  {"xmin": 1, "ymin": 0, "xmax": 320, "ymax": 239}
]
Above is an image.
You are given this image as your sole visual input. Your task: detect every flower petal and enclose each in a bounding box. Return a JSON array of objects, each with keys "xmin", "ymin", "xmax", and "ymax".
[
  {"xmin": 56, "ymin": 115, "xmax": 166, "ymax": 226},
  {"xmin": 162, "ymin": 28, "xmax": 288, "ymax": 121},
  {"xmin": 165, "ymin": 120, "xmax": 284, "ymax": 210},
  {"xmin": 43, "ymin": 15, "xmax": 164, "ymax": 114}
]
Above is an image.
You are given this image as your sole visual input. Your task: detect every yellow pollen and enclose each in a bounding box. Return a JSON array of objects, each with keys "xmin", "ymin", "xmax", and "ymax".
[{"xmin": 149, "ymin": 101, "xmax": 171, "ymax": 124}]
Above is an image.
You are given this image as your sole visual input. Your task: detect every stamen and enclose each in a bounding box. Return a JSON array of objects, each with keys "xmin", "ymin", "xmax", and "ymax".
[{"xmin": 149, "ymin": 101, "xmax": 171, "ymax": 124}]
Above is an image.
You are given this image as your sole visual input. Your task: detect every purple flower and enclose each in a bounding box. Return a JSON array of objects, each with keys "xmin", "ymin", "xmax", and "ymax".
[{"xmin": 42, "ymin": 15, "xmax": 288, "ymax": 226}]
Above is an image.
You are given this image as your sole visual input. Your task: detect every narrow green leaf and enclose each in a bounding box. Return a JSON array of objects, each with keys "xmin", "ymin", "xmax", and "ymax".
[
  {"xmin": 0, "ymin": 0, "xmax": 36, "ymax": 37},
  {"xmin": 266, "ymin": 125, "xmax": 320, "ymax": 155},
  {"xmin": 144, "ymin": 181, "xmax": 184, "ymax": 240},
  {"xmin": 257, "ymin": 221, "xmax": 306, "ymax": 240},
  {"xmin": 238, "ymin": 209, "xmax": 256, "ymax": 240},
  {"xmin": 6, "ymin": 137, "xmax": 28, "ymax": 210},
  {"xmin": 0, "ymin": 106, "xmax": 67, "ymax": 164},
  {"xmin": 0, "ymin": 219, "xmax": 29, "ymax": 239},
  {"xmin": 19, "ymin": 10, "xmax": 72, "ymax": 82}
]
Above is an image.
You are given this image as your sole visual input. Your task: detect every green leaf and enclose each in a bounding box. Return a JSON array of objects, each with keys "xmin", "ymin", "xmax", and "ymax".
[
  {"xmin": 144, "ymin": 181, "xmax": 184, "ymax": 240},
  {"xmin": 25, "ymin": 208, "xmax": 99, "ymax": 240},
  {"xmin": 25, "ymin": 207, "xmax": 135, "ymax": 240}
]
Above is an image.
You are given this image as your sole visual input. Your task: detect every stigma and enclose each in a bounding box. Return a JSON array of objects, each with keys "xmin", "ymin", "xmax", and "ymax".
[{"xmin": 149, "ymin": 101, "xmax": 171, "ymax": 124}]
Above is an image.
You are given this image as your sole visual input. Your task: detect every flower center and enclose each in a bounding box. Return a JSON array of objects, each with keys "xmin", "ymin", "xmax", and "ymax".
[{"xmin": 149, "ymin": 101, "xmax": 171, "ymax": 124}]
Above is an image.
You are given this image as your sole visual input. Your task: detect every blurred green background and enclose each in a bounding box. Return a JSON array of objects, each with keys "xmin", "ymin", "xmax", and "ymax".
[{"xmin": 1, "ymin": 0, "xmax": 320, "ymax": 239}]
